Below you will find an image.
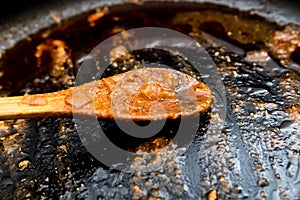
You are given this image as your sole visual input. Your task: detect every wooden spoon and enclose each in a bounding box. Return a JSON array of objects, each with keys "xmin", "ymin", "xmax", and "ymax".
[{"xmin": 0, "ymin": 68, "xmax": 212, "ymax": 121}]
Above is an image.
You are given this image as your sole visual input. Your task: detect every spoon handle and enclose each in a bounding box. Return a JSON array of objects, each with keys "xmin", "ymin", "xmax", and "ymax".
[
  {"xmin": 0, "ymin": 92, "xmax": 71, "ymax": 120},
  {"xmin": 0, "ymin": 79, "xmax": 112, "ymax": 120}
]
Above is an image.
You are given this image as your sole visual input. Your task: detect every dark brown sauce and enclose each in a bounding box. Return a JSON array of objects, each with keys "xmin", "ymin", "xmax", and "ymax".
[{"xmin": 0, "ymin": 1, "xmax": 280, "ymax": 96}]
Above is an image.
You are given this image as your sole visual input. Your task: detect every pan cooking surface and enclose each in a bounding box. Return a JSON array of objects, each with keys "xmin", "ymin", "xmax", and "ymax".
[{"xmin": 0, "ymin": 1, "xmax": 300, "ymax": 199}]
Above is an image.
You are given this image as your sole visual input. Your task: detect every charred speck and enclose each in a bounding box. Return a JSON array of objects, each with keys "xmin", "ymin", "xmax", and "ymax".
[{"xmin": 291, "ymin": 46, "xmax": 300, "ymax": 65}]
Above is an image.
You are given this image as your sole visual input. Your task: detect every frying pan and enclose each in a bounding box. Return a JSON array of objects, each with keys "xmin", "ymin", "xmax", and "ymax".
[{"xmin": 0, "ymin": 0, "xmax": 300, "ymax": 199}]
